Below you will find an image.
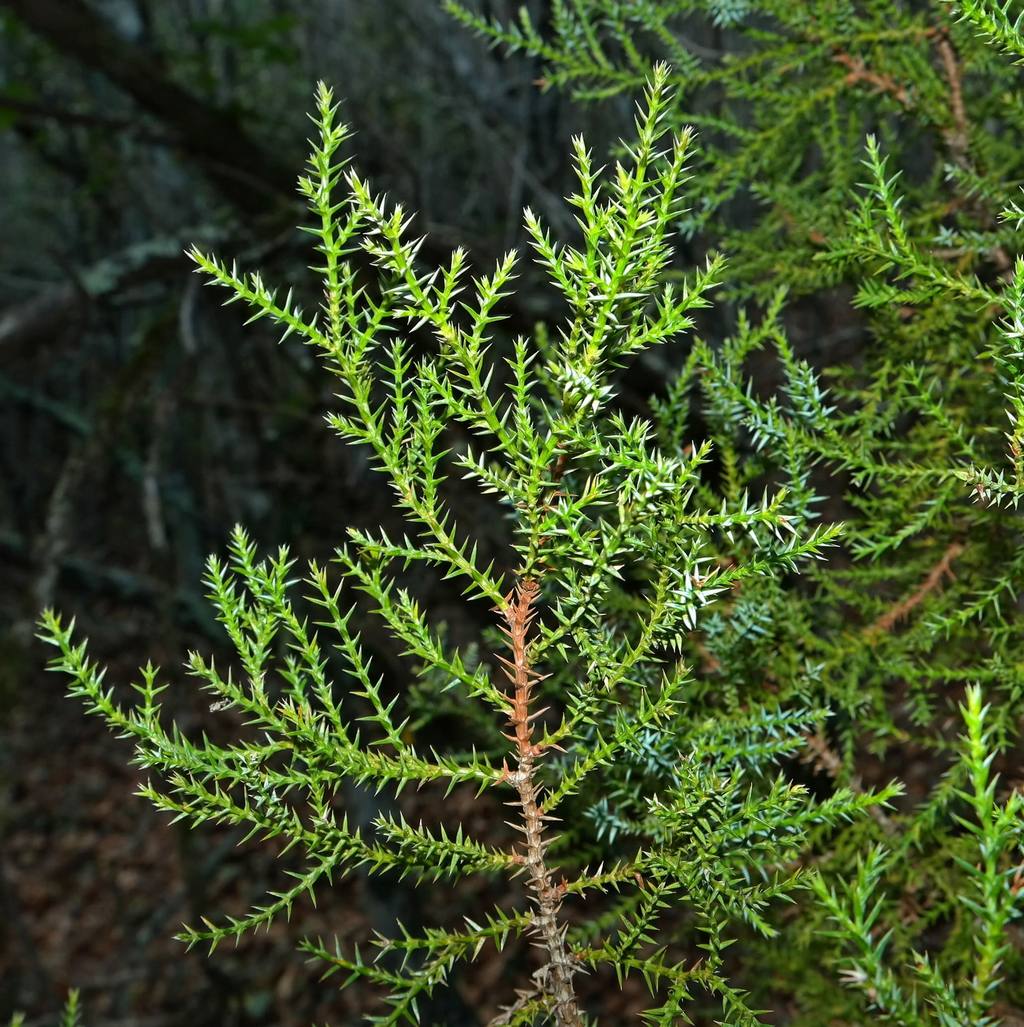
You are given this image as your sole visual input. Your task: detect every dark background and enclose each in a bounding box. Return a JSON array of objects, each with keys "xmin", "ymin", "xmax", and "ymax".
[{"xmin": 0, "ymin": 2, "xmax": 632, "ymax": 1024}]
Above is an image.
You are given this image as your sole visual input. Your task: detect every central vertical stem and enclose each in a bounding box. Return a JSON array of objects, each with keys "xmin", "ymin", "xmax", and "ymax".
[{"xmin": 500, "ymin": 579, "xmax": 583, "ymax": 1027}]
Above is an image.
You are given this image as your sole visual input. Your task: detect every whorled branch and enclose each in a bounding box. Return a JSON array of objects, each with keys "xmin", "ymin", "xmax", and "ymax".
[{"xmin": 496, "ymin": 579, "xmax": 583, "ymax": 1027}]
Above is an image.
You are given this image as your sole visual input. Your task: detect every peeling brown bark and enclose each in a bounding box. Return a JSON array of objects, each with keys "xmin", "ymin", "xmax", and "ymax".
[{"xmin": 498, "ymin": 580, "xmax": 583, "ymax": 1027}]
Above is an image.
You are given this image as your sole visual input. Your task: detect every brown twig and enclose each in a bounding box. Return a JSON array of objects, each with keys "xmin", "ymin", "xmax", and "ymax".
[
  {"xmin": 865, "ymin": 541, "xmax": 965, "ymax": 639},
  {"xmin": 832, "ymin": 51, "xmax": 911, "ymax": 107},
  {"xmin": 935, "ymin": 34, "xmax": 969, "ymax": 169},
  {"xmin": 496, "ymin": 579, "xmax": 583, "ymax": 1027},
  {"xmin": 800, "ymin": 542, "xmax": 966, "ymax": 833},
  {"xmin": 933, "ymin": 31, "xmax": 1012, "ymax": 272}
]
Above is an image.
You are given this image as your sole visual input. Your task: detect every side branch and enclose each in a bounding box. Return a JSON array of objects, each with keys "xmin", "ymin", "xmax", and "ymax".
[
  {"xmin": 865, "ymin": 541, "xmax": 965, "ymax": 638},
  {"xmin": 832, "ymin": 51, "xmax": 911, "ymax": 107},
  {"xmin": 497, "ymin": 579, "xmax": 582, "ymax": 1027}
]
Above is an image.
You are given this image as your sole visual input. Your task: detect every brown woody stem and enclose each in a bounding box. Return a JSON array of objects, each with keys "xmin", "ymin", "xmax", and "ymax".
[{"xmin": 498, "ymin": 579, "xmax": 583, "ymax": 1027}]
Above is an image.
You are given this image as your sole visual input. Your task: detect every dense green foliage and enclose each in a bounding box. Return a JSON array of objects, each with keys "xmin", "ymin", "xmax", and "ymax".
[
  {"xmin": 447, "ymin": 0, "xmax": 1024, "ymax": 1021},
  {"xmin": 29, "ymin": 0, "xmax": 1024, "ymax": 1023}
]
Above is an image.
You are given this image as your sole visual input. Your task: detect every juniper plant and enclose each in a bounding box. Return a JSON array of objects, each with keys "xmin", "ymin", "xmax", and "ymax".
[
  {"xmin": 448, "ymin": 0, "xmax": 1024, "ymax": 1021},
  {"xmin": 813, "ymin": 686, "xmax": 1024, "ymax": 1025},
  {"xmin": 38, "ymin": 67, "xmax": 900, "ymax": 1024}
]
